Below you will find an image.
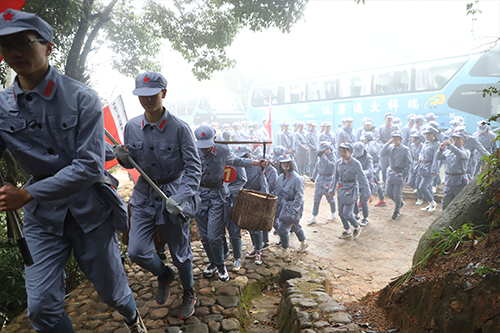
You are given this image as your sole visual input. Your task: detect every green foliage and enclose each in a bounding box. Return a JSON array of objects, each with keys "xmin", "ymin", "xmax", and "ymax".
[
  {"xmin": 397, "ymin": 223, "xmax": 485, "ymax": 287},
  {"xmin": 466, "ymin": 1, "xmax": 482, "ymax": 17},
  {"xmin": 477, "ymin": 81, "xmax": 500, "ymax": 229},
  {"xmin": 1, "ymin": 0, "xmax": 307, "ymax": 84},
  {"xmin": 0, "ymin": 240, "xmax": 27, "ymax": 327},
  {"xmin": 475, "ymin": 264, "xmax": 499, "ymax": 277}
]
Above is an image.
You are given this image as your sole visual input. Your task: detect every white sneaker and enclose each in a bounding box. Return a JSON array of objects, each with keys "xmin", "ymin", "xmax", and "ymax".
[
  {"xmin": 125, "ymin": 309, "xmax": 147, "ymax": 333},
  {"xmin": 415, "ymin": 199, "xmax": 424, "ymax": 205},
  {"xmin": 298, "ymin": 241, "xmax": 309, "ymax": 253},
  {"xmin": 428, "ymin": 201, "xmax": 438, "ymax": 212},
  {"xmin": 338, "ymin": 230, "xmax": 353, "ymax": 239},
  {"xmin": 276, "ymin": 248, "xmax": 289, "ymax": 259},
  {"xmin": 432, "ymin": 186, "xmax": 437, "ymax": 194},
  {"xmin": 413, "ymin": 188, "xmax": 418, "ymax": 193},
  {"xmin": 307, "ymin": 216, "xmax": 317, "ymax": 225},
  {"xmin": 327, "ymin": 213, "xmax": 336, "ymax": 222}
]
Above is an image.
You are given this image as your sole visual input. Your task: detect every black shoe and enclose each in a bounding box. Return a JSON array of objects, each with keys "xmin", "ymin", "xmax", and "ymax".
[
  {"xmin": 203, "ymin": 263, "xmax": 217, "ymax": 278},
  {"xmin": 157, "ymin": 251, "xmax": 167, "ymax": 261},
  {"xmin": 124, "ymin": 309, "xmax": 147, "ymax": 333},
  {"xmin": 354, "ymin": 214, "xmax": 361, "ymax": 220},
  {"xmin": 262, "ymin": 242, "xmax": 270, "ymax": 250},
  {"xmin": 392, "ymin": 211, "xmax": 401, "ymax": 220},
  {"xmin": 274, "ymin": 240, "xmax": 282, "ymax": 246},
  {"xmin": 218, "ymin": 265, "xmax": 230, "ymax": 282},
  {"xmin": 156, "ymin": 265, "xmax": 175, "ymax": 304},
  {"xmin": 360, "ymin": 218, "xmax": 369, "ymax": 226},
  {"xmin": 179, "ymin": 290, "xmax": 197, "ymax": 320}
]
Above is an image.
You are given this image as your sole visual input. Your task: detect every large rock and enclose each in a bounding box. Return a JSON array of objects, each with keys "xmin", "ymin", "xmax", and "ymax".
[{"xmin": 413, "ymin": 176, "xmax": 496, "ymax": 264}]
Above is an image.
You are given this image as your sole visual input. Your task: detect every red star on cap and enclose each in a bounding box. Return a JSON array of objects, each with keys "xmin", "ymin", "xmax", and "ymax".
[
  {"xmin": 143, "ymin": 75, "xmax": 150, "ymax": 83},
  {"xmin": 201, "ymin": 132, "xmax": 206, "ymax": 137},
  {"xmin": 3, "ymin": 11, "xmax": 14, "ymax": 21}
]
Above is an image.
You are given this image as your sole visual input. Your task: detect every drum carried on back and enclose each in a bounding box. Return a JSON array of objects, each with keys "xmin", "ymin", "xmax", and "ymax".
[{"xmin": 232, "ymin": 189, "xmax": 277, "ymax": 231}]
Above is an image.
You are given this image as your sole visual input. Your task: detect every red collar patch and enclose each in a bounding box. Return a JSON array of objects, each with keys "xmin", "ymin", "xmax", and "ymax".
[
  {"xmin": 212, "ymin": 146, "xmax": 215, "ymax": 154},
  {"xmin": 43, "ymin": 80, "xmax": 55, "ymax": 97},
  {"xmin": 158, "ymin": 119, "xmax": 166, "ymax": 130}
]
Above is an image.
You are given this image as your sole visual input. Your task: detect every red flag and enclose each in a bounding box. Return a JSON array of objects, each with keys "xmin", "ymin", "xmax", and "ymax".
[
  {"xmin": 0, "ymin": 0, "xmax": 26, "ymax": 63},
  {"xmin": 103, "ymin": 96, "xmax": 140, "ymax": 182},
  {"xmin": 265, "ymin": 97, "xmax": 272, "ymax": 140}
]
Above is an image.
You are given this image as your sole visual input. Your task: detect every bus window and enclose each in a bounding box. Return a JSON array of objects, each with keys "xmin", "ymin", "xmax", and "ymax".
[
  {"xmin": 324, "ymin": 78, "xmax": 338, "ymax": 99},
  {"xmin": 448, "ymin": 83, "xmax": 500, "ymax": 119},
  {"xmin": 251, "ymin": 87, "xmax": 270, "ymax": 107},
  {"xmin": 470, "ymin": 51, "xmax": 500, "ymax": 77},
  {"xmin": 414, "ymin": 57, "xmax": 468, "ymax": 91},
  {"xmin": 289, "ymin": 82, "xmax": 306, "ymax": 103},
  {"xmin": 307, "ymin": 81, "xmax": 323, "ymax": 101},
  {"xmin": 374, "ymin": 67, "xmax": 411, "ymax": 95},
  {"xmin": 200, "ymin": 96, "xmax": 210, "ymax": 110},
  {"xmin": 338, "ymin": 73, "xmax": 371, "ymax": 98},
  {"xmin": 185, "ymin": 99, "xmax": 198, "ymax": 115}
]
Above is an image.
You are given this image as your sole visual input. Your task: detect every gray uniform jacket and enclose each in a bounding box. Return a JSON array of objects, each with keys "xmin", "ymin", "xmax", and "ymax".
[
  {"xmin": 381, "ymin": 143, "xmax": 412, "ymax": 179},
  {"xmin": 337, "ymin": 127, "xmax": 356, "ymax": 147},
  {"xmin": 464, "ymin": 135, "xmax": 490, "ymax": 177},
  {"xmin": 334, "ymin": 158, "xmax": 371, "ymax": 204},
  {"xmin": 0, "ymin": 66, "xmax": 112, "ymax": 235},
  {"xmin": 377, "ymin": 124, "xmax": 400, "ymax": 145},
  {"xmin": 122, "ymin": 110, "xmax": 202, "ymax": 221},
  {"xmin": 418, "ymin": 140, "xmax": 440, "ymax": 176},
  {"xmin": 275, "ymin": 171, "xmax": 304, "ymax": 222},
  {"xmin": 436, "ymin": 144, "xmax": 470, "ymax": 186},
  {"xmin": 312, "ymin": 152, "xmax": 336, "ymax": 195},
  {"xmin": 294, "ymin": 131, "xmax": 308, "ymax": 166}
]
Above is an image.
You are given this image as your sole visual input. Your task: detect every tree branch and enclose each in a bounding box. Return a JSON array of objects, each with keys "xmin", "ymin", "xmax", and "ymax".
[
  {"xmin": 65, "ymin": 0, "xmax": 95, "ymax": 80},
  {"xmin": 76, "ymin": 0, "xmax": 119, "ymax": 80}
]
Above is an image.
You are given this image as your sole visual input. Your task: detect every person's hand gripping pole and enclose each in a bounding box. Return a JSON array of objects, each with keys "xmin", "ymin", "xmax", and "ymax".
[{"xmin": 105, "ymin": 129, "xmax": 188, "ymax": 222}]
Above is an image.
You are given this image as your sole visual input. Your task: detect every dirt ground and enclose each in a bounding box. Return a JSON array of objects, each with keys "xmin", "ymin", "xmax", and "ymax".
[
  {"xmin": 116, "ymin": 168, "xmax": 440, "ymax": 303},
  {"xmin": 284, "ymin": 179, "xmax": 441, "ymax": 303}
]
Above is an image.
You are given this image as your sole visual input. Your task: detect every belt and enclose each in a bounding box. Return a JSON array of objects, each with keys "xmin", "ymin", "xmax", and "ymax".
[
  {"xmin": 319, "ymin": 173, "xmax": 333, "ymax": 177},
  {"xmin": 413, "ymin": 158, "xmax": 419, "ymax": 161},
  {"xmin": 200, "ymin": 180, "xmax": 223, "ymax": 189},
  {"xmin": 340, "ymin": 179, "xmax": 355, "ymax": 183},
  {"xmin": 390, "ymin": 166, "xmax": 404, "ymax": 173},
  {"xmin": 445, "ymin": 172, "xmax": 466, "ymax": 176},
  {"xmin": 284, "ymin": 197, "xmax": 294, "ymax": 201},
  {"xmin": 151, "ymin": 173, "xmax": 182, "ymax": 185}
]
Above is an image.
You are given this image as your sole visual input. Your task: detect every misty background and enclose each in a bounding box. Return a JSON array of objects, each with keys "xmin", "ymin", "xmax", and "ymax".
[{"xmin": 91, "ymin": 0, "xmax": 500, "ymax": 119}]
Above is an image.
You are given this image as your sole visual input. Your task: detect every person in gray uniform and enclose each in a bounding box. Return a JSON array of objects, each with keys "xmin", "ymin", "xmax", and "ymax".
[
  {"xmin": 364, "ymin": 132, "xmax": 386, "ymax": 207},
  {"xmin": 306, "ymin": 141, "xmax": 337, "ymax": 225},
  {"xmin": 380, "ymin": 131, "xmax": 412, "ymax": 220},
  {"xmin": 407, "ymin": 131, "xmax": 425, "ymax": 205},
  {"xmin": 454, "ymin": 126, "xmax": 490, "ymax": 180},
  {"xmin": 306, "ymin": 121, "xmax": 319, "ymax": 176},
  {"xmin": 337, "ymin": 117, "xmax": 356, "ymax": 147},
  {"xmin": 295, "ymin": 121, "xmax": 308, "ymax": 176},
  {"xmin": 402, "ymin": 114, "xmax": 416, "ymax": 147},
  {"xmin": 473, "ymin": 120, "xmax": 497, "ymax": 175},
  {"xmin": 193, "ymin": 125, "xmax": 267, "ymax": 282},
  {"xmin": 418, "ymin": 126, "xmax": 440, "ymax": 212},
  {"xmin": 319, "ymin": 121, "xmax": 337, "ymax": 153},
  {"xmin": 352, "ymin": 142, "xmax": 377, "ymax": 226},
  {"xmin": 281, "ymin": 120, "xmax": 295, "ymax": 156},
  {"xmin": 335, "ymin": 142, "xmax": 373, "ymax": 239},
  {"xmin": 377, "ymin": 112, "xmax": 400, "ymax": 185},
  {"xmin": 115, "ymin": 71, "xmax": 202, "ymax": 321},
  {"xmin": 355, "ymin": 118, "xmax": 378, "ymax": 143},
  {"xmin": 223, "ymin": 146, "xmax": 249, "ymax": 272},
  {"xmin": 436, "ymin": 131, "xmax": 470, "ymax": 209},
  {"xmin": 274, "ymin": 155, "xmax": 308, "ymax": 258},
  {"xmin": 0, "ymin": 10, "xmax": 146, "ymax": 332}
]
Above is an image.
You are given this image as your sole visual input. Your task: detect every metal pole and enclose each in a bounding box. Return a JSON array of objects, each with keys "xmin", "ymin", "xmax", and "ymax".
[
  {"xmin": 105, "ymin": 130, "xmax": 188, "ymax": 222},
  {"xmin": 0, "ymin": 169, "xmax": 34, "ymax": 266}
]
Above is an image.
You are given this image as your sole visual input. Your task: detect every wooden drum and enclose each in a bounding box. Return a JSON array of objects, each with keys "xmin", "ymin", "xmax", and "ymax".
[{"xmin": 231, "ymin": 189, "xmax": 277, "ymax": 231}]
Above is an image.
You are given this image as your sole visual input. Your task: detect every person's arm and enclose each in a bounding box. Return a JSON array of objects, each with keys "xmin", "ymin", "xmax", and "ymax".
[
  {"xmin": 449, "ymin": 144, "xmax": 470, "ymax": 160},
  {"xmin": 355, "ymin": 161, "xmax": 372, "ymax": 200}
]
